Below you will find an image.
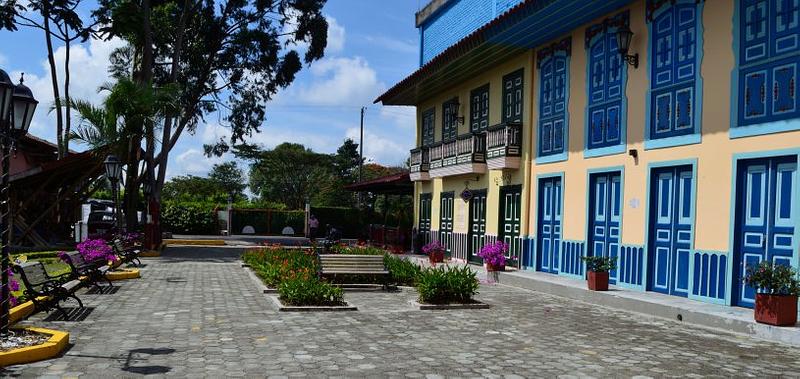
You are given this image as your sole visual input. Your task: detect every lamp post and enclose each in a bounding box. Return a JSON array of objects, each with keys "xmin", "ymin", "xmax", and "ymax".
[
  {"xmin": 142, "ymin": 174, "xmax": 154, "ymax": 249},
  {"xmin": 0, "ymin": 69, "xmax": 38, "ymax": 336},
  {"xmin": 104, "ymin": 155, "xmax": 122, "ymax": 233}
]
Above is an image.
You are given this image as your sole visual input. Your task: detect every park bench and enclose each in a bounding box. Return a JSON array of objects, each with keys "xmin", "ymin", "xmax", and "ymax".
[
  {"xmin": 12, "ymin": 261, "xmax": 84, "ymax": 318},
  {"xmin": 62, "ymin": 251, "xmax": 113, "ymax": 290},
  {"xmin": 112, "ymin": 239, "xmax": 142, "ymax": 267},
  {"xmin": 317, "ymin": 254, "xmax": 389, "ymax": 290}
]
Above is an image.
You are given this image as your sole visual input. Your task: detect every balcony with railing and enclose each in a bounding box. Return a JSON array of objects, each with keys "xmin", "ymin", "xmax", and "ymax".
[
  {"xmin": 409, "ymin": 147, "xmax": 430, "ymax": 181},
  {"xmin": 485, "ymin": 122, "xmax": 522, "ymax": 170},
  {"xmin": 428, "ymin": 133, "xmax": 487, "ymax": 178}
]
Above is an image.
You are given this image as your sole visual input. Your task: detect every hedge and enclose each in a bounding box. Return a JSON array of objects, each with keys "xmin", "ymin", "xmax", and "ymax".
[{"xmin": 161, "ymin": 202, "xmax": 219, "ymax": 235}]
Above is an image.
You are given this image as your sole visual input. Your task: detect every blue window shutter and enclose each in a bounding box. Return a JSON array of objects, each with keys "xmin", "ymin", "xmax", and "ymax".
[
  {"xmin": 736, "ymin": 0, "xmax": 800, "ymax": 127},
  {"xmin": 537, "ymin": 40, "xmax": 570, "ymax": 158}
]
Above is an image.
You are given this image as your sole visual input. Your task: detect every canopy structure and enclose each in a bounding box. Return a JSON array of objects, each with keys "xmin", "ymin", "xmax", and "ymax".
[
  {"xmin": 345, "ymin": 172, "xmax": 413, "ymax": 251},
  {"xmin": 344, "ymin": 172, "xmax": 413, "ymax": 195},
  {"xmin": 10, "ymin": 148, "xmax": 106, "ymax": 247}
]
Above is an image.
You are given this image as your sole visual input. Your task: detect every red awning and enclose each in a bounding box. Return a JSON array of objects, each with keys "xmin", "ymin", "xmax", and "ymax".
[{"xmin": 344, "ymin": 172, "xmax": 413, "ymax": 195}]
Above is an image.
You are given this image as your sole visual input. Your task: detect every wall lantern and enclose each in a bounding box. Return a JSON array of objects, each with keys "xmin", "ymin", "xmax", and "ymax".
[
  {"xmin": 615, "ymin": 24, "xmax": 639, "ymax": 69},
  {"xmin": 446, "ymin": 101, "xmax": 465, "ymax": 126}
]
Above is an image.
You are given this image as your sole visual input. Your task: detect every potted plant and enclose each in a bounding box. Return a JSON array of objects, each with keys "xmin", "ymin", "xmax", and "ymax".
[
  {"xmin": 744, "ymin": 261, "xmax": 799, "ymax": 326},
  {"xmin": 478, "ymin": 241, "xmax": 508, "ymax": 272},
  {"xmin": 581, "ymin": 256, "xmax": 617, "ymax": 291},
  {"xmin": 422, "ymin": 241, "xmax": 446, "ymax": 265}
]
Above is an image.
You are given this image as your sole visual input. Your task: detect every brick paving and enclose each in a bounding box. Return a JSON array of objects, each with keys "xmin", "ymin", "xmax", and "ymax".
[{"xmin": 4, "ymin": 246, "xmax": 800, "ymax": 378}]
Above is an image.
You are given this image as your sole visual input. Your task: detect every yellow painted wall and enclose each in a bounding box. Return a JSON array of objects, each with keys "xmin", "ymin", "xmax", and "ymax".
[{"xmin": 414, "ymin": 52, "xmax": 534, "ymax": 236}]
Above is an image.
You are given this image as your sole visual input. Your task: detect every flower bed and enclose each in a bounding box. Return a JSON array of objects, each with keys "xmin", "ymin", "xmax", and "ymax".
[{"xmin": 242, "ymin": 247, "xmax": 344, "ymax": 306}]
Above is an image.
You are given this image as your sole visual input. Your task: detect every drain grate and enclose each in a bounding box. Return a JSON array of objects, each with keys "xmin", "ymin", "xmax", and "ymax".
[{"xmin": 165, "ymin": 277, "xmax": 187, "ymax": 283}]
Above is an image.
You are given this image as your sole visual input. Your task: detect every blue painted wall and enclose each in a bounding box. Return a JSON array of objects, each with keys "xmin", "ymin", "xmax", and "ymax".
[{"xmin": 419, "ymin": 0, "xmax": 525, "ymax": 65}]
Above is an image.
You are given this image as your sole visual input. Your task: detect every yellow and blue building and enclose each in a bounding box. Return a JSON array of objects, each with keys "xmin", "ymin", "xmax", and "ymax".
[{"xmin": 377, "ymin": 0, "xmax": 800, "ymax": 309}]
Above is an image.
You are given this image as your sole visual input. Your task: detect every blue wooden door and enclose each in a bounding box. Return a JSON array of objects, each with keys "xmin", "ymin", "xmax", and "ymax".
[
  {"xmin": 734, "ymin": 156, "xmax": 798, "ymax": 308},
  {"xmin": 537, "ymin": 177, "xmax": 562, "ymax": 274},
  {"xmin": 648, "ymin": 166, "xmax": 694, "ymax": 297},
  {"xmin": 589, "ymin": 172, "xmax": 622, "ymax": 284}
]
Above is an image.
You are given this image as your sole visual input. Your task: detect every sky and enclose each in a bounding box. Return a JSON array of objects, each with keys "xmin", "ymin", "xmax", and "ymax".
[{"xmin": 0, "ymin": 0, "xmax": 422, "ymax": 179}]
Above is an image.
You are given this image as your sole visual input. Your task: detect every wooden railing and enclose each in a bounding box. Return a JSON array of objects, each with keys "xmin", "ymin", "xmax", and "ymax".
[
  {"xmin": 426, "ymin": 133, "xmax": 486, "ymax": 170},
  {"xmin": 486, "ymin": 122, "xmax": 521, "ymax": 158},
  {"xmin": 410, "ymin": 147, "xmax": 430, "ymax": 173}
]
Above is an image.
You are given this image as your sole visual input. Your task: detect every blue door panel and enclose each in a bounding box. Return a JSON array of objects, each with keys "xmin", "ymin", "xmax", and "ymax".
[
  {"xmin": 734, "ymin": 156, "xmax": 798, "ymax": 308},
  {"xmin": 648, "ymin": 165, "xmax": 694, "ymax": 297},
  {"xmin": 589, "ymin": 171, "xmax": 622, "ymax": 284},
  {"xmin": 537, "ymin": 177, "xmax": 562, "ymax": 274}
]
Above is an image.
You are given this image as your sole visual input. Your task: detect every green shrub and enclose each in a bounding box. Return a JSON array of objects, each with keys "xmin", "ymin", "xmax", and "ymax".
[
  {"xmin": 384, "ymin": 254, "xmax": 421, "ymax": 286},
  {"xmin": 162, "ymin": 202, "xmax": 218, "ymax": 234},
  {"xmin": 278, "ymin": 277, "xmax": 345, "ymax": 306},
  {"xmin": 416, "ymin": 266, "xmax": 479, "ymax": 304},
  {"xmin": 328, "ymin": 244, "xmax": 386, "ymax": 256}
]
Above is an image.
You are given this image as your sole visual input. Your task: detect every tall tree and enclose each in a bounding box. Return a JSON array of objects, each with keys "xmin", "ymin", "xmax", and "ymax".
[
  {"xmin": 0, "ymin": 0, "xmax": 98, "ymax": 158},
  {"xmin": 94, "ymin": 0, "xmax": 328, "ymax": 234},
  {"xmin": 332, "ymin": 138, "xmax": 363, "ymax": 184},
  {"xmin": 238, "ymin": 142, "xmax": 331, "ymax": 210},
  {"xmin": 208, "ymin": 162, "xmax": 246, "ymax": 201}
]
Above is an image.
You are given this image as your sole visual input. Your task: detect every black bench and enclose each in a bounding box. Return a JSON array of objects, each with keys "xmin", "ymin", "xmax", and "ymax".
[
  {"xmin": 318, "ymin": 254, "xmax": 390, "ymax": 289},
  {"xmin": 62, "ymin": 251, "xmax": 113, "ymax": 289},
  {"xmin": 12, "ymin": 261, "xmax": 84, "ymax": 318},
  {"xmin": 112, "ymin": 239, "xmax": 142, "ymax": 267}
]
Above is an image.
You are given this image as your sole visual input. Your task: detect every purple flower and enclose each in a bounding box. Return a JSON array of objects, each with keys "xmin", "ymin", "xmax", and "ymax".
[
  {"xmin": 422, "ymin": 241, "xmax": 445, "ymax": 255},
  {"xmin": 9, "ymin": 279, "xmax": 19, "ymax": 292},
  {"xmin": 77, "ymin": 238, "xmax": 117, "ymax": 263},
  {"xmin": 477, "ymin": 242, "xmax": 508, "ymax": 267}
]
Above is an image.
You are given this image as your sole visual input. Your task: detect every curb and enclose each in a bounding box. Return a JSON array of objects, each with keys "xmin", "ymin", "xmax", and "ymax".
[
  {"xmin": 410, "ymin": 300, "xmax": 491, "ymax": 310},
  {"xmin": 106, "ymin": 269, "xmax": 141, "ymax": 281},
  {"xmin": 0, "ymin": 327, "xmax": 69, "ymax": 366},
  {"xmin": 269, "ymin": 296, "xmax": 357, "ymax": 312},
  {"xmin": 164, "ymin": 239, "xmax": 226, "ymax": 246}
]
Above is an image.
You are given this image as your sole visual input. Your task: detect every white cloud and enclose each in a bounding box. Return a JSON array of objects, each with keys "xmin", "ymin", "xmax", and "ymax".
[
  {"xmin": 364, "ymin": 35, "xmax": 417, "ymax": 54},
  {"xmin": 173, "ymin": 148, "xmax": 225, "ymax": 176},
  {"xmin": 283, "ymin": 15, "xmax": 345, "ymax": 55},
  {"xmin": 326, "ymin": 17, "xmax": 346, "ymax": 54},
  {"xmin": 345, "ymin": 127, "xmax": 409, "ymax": 166},
  {"xmin": 288, "ymin": 56, "xmax": 385, "ymax": 106},
  {"xmin": 379, "ymin": 106, "xmax": 415, "ymax": 130},
  {"xmin": 14, "ymin": 37, "xmax": 125, "ymax": 146}
]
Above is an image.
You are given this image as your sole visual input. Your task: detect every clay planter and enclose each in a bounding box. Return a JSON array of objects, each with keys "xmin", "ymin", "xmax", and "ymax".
[
  {"xmin": 429, "ymin": 251, "xmax": 445, "ymax": 264},
  {"xmin": 486, "ymin": 263, "xmax": 505, "ymax": 272},
  {"xmin": 754, "ymin": 293, "xmax": 798, "ymax": 326},
  {"xmin": 587, "ymin": 271, "xmax": 609, "ymax": 291}
]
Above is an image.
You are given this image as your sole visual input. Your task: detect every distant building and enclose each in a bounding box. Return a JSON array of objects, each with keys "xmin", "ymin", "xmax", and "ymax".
[{"xmin": 378, "ymin": 0, "xmax": 800, "ymax": 309}]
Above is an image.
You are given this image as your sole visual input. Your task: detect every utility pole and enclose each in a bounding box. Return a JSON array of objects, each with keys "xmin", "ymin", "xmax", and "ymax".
[{"xmin": 359, "ymin": 106, "xmax": 365, "ymax": 182}]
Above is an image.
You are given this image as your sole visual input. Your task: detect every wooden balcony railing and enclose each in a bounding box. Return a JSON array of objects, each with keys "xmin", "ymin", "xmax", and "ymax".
[
  {"xmin": 486, "ymin": 122, "xmax": 521, "ymax": 159},
  {"xmin": 428, "ymin": 133, "xmax": 486, "ymax": 171},
  {"xmin": 410, "ymin": 147, "xmax": 430, "ymax": 173}
]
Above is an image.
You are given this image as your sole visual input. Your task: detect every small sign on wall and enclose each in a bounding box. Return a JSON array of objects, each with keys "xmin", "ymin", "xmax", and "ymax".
[
  {"xmin": 629, "ymin": 198, "xmax": 640, "ymax": 209},
  {"xmin": 454, "ymin": 204, "xmax": 466, "ymax": 231}
]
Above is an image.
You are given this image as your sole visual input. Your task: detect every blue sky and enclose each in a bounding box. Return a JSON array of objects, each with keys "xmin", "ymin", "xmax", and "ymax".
[{"xmin": 0, "ymin": 0, "xmax": 421, "ymax": 179}]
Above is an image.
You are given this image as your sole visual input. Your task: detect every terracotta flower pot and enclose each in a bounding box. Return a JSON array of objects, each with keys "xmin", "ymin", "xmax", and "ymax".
[
  {"xmin": 486, "ymin": 263, "xmax": 505, "ymax": 272},
  {"xmin": 754, "ymin": 293, "xmax": 798, "ymax": 326},
  {"xmin": 429, "ymin": 251, "xmax": 444, "ymax": 264},
  {"xmin": 587, "ymin": 271, "xmax": 609, "ymax": 291}
]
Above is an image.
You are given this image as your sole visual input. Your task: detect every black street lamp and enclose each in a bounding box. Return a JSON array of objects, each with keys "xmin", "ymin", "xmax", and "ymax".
[
  {"xmin": 104, "ymin": 155, "xmax": 123, "ymax": 232},
  {"xmin": 0, "ymin": 69, "xmax": 38, "ymax": 336}
]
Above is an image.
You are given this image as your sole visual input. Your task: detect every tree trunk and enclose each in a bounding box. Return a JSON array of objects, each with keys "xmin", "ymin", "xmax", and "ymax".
[
  {"xmin": 63, "ymin": 30, "xmax": 71, "ymax": 157},
  {"xmin": 43, "ymin": 6, "xmax": 64, "ymax": 159}
]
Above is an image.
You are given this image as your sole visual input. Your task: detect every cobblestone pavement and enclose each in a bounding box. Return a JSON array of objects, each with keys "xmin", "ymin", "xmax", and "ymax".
[{"xmin": 4, "ymin": 247, "xmax": 800, "ymax": 378}]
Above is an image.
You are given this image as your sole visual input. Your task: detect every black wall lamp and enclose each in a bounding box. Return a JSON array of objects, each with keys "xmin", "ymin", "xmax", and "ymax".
[
  {"xmin": 616, "ymin": 24, "xmax": 639, "ymax": 68},
  {"xmin": 446, "ymin": 100, "xmax": 465, "ymax": 126}
]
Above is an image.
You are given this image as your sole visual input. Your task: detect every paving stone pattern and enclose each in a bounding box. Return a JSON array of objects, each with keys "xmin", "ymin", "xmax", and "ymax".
[{"xmin": 4, "ymin": 247, "xmax": 800, "ymax": 378}]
